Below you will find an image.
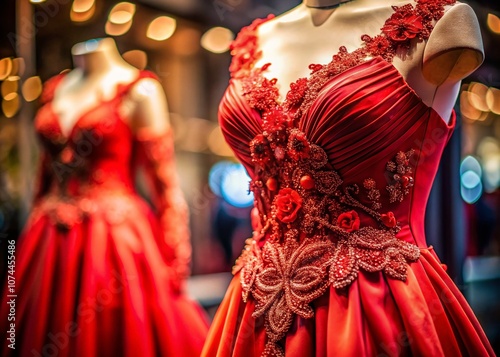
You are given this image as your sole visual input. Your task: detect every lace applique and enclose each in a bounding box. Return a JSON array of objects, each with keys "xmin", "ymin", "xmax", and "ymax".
[
  {"xmin": 137, "ymin": 130, "xmax": 192, "ymax": 292},
  {"xmin": 227, "ymin": 0, "xmax": 456, "ymax": 353},
  {"xmin": 32, "ymin": 186, "xmax": 137, "ymax": 230},
  {"xmin": 237, "ymin": 116, "xmax": 420, "ymax": 354},
  {"xmin": 386, "ymin": 149, "xmax": 416, "ymax": 203},
  {"xmin": 229, "ymin": 0, "xmax": 455, "ymax": 121}
]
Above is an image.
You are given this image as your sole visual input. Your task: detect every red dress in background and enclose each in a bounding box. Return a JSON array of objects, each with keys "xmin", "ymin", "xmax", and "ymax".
[
  {"xmin": 1, "ymin": 70, "xmax": 208, "ymax": 356},
  {"xmin": 203, "ymin": 0, "xmax": 495, "ymax": 356}
]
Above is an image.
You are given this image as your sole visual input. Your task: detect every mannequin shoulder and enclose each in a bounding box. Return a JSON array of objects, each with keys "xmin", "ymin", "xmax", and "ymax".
[
  {"xmin": 128, "ymin": 77, "xmax": 170, "ymax": 133},
  {"xmin": 423, "ymin": 2, "xmax": 484, "ymax": 85}
]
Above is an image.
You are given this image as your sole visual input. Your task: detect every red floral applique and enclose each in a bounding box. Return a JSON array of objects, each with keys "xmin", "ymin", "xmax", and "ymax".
[
  {"xmin": 381, "ymin": 10, "xmax": 424, "ymax": 43},
  {"xmin": 287, "ymin": 129, "xmax": 310, "ymax": 160},
  {"xmin": 274, "ymin": 188, "xmax": 302, "ymax": 223},
  {"xmin": 250, "ymin": 134, "xmax": 273, "ymax": 166},
  {"xmin": 337, "ymin": 210, "xmax": 361, "ymax": 232},
  {"xmin": 362, "ymin": 34, "xmax": 394, "ymax": 61},
  {"xmin": 381, "ymin": 212, "xmax": 397, "ymax": 228},
  {"xmin": 229, "ymin": 15, "xmax": 275, "ymax": 78}
]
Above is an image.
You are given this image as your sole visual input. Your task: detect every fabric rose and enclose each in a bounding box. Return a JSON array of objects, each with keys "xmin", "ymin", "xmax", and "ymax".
[
  {"xmin": 337, "ymin": 210, "xmax": 360, "ymax": 232},
  {"xmin": 274, "ymin": 188, "xmax": 302, "ymax": 223},
  {"xmin": 381, "ymin": 12, "xmax": 423, "ymax": 42},
  {"xmin": 381, "ymin": 212, "xmax": 397, "ymax": 228}
]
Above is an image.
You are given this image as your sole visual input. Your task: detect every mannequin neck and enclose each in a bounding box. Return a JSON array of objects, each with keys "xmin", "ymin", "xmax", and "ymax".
[
  {"xmin": 72, "ymin": 38, "xmax": 128, "ymax": 76},
  {"xmin": 304, "ymin": 0, "xmax": 353, "ymax": 8}
]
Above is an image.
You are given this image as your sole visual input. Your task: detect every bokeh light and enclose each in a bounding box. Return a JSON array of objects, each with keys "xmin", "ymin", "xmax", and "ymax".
[
  {"xmin": 147, "ymin": 16, "xmax": 177, "ymax": 41},
  {"xmin": 201, "ymin": 27, "xmax": 234, "ymax": 54}
]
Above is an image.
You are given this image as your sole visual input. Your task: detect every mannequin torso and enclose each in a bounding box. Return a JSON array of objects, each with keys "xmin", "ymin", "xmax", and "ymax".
[
  {"xmin": 52, "ymin": 37, "xmax": 168, "ymax": 137},
  {"xmin": 254, "ymin": 0, "xmax": 483, "ymax": 122}
]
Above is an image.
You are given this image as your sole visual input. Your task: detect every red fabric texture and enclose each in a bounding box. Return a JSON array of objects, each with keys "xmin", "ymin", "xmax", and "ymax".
[
  {"xmin": 1, "ymin": 70, "xmax": 208, "ymax": 357},
  {"xmin": 202, "ymin": 4, "xmax": 495, "ymax": 356}
]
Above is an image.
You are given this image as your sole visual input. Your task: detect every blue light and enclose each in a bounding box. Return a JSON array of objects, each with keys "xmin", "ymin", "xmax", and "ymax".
[
  {"xmin": 220, "ymin": 163, "xmax": 253, "ymax": 208},
  {"xmin": 461, "ymin": 170, "xmax": 481, "ymax": 189},
  {"xmin": 461, "ymin": 181, "xmax": 483, "ymax": 204},
  {"xmin": 460, "ymin": 155, "xmax": 482, "ymax": 177},
  {"xmin": 208, "ymin": 161, "xmax": 231, "ymax": 197},
  {"xmin": 460, "ymin": 156, "xmax": 483, "ymax": 204}
]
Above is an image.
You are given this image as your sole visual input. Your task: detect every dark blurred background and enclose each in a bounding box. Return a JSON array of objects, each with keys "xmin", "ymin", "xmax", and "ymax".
[{"xmin": 0, "ymin": 0, "xmax": 499, "ymax": 352}]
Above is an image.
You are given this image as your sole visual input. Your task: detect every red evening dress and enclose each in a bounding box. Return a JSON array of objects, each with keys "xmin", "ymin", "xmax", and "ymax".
[
  {"xmin": 1, "ymin": 70, "xmax": 208, "ymax": 357},
  {"xmin": 202, "ymin": 0, "xmax": 495, "ymax": 356}
]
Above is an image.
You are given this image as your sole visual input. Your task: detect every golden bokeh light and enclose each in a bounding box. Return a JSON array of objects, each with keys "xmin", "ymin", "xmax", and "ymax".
[
  {"xmin": 122, "ymin": 50, "xmax": 148, "ymax": 70},
  {"xmin": 72, "ymin": 0, "xmax": 95, "ymax": 13},
  {"xmin": 208, "ymin": 126, "xmax": 234, "ymax": 157},
  {"xmin": 2, "ymin": 93, "xmax": 20, "ymax": 118},
  {"xmin": 201, "ymin": 27, "xmax": 234, "ymax": 54},
  {"xmin": 11, "ymin": 57, "xmax": 25, "ymax": 77},
  {"xmin": 29, "ymin": 0, "xmax": 47, "ymax": 3},
  {"xmin": 460, "ymin": 91, "xmax": 486, "ymax": 121},
  {"xmin": 71, "ymin": 0, "xmax": 95, "ymax": 22},
  {"xmin": 477, "ymin": 137, "xmax": 499, "ymax": 160},
  {"xmin": 105, "ymin": 20, "xmax": 133, "ymax": 36},
  {"xmin": 486, "ymin": 87, "xmax": 500, "ymax": 115},
  {"xmin": 1, "ymin": 78, "xmax": 18, "ymax": 98},
  {"xmin": 147, "ymin": 16, "xmax": 177, "ymax": 41},
  {"xmin": 108, "ymin": 2, "xmax": 136, "ymax": 24},
  {"xmin": 109, "ymin": 10, "xmax": 133, "ymax": 24},
  {"xmin": 0, "ymin": 58, "xmax": 12, "ymax": 81},
  {"xmin": 3, "ymin": 92, "xmax": 17, "ymax": 101},
  {"xmin": 468, "ymin": 82, "xmax": 489, "ymax": 112},
  {"xmin": 105, "ymin": 3, "xmax": 135, "ymax": 36},
  {"xmin": 487, "ymin": 13, "xmax": 500, "ymax": 34},
  {"xmin": 22, "ymin": 76, "xmax": 43, "ymax": 102}
]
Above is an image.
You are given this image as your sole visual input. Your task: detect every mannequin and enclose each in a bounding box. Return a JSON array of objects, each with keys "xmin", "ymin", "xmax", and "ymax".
[
  {"xmin": 53, "ymin": 37, "xmax": 168, "ymax": 136},
  {"xmin": 0, "ymin": 36, "xmax": 210, "ymax": 357},
  {"xmin": 201, "ymin": 0, "xmax": 494, "ymax": 355},
  {"xmin": 254, "ymin": 0, "xmax": 484, "ymax": 122}
]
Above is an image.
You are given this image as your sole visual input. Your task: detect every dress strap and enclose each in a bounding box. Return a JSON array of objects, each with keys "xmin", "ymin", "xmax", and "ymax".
[
  {"xmin": 39, "ymin": 72, "xmax": 68, "ymax": 105},
  {"xmin": 114, "ymin": 69, "xmax": 160, "ymax": 99}
]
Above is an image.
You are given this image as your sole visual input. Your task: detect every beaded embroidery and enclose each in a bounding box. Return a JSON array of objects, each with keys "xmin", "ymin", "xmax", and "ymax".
[{"xmin": 229, "ymin": 0, "xmax": 455, "ymax": 355}]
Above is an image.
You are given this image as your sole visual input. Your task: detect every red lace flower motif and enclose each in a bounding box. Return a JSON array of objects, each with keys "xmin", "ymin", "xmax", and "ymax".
[
  {"xmin": 287, "ymin": 129, "xmax": 311, "ymax": 161},
  {"xmin": 285, "ymin": 78, "xmax": 309, "ymax": 109},
  {"xmin": 417, "ymin": 0, "xmax": 445, "ymax": 21},
  {"xmin": 274, "ymin": 188, "xmax": 302, "ymax": 223},
  {"xmin": 262, "ymin": 109, "xmax": 288, "ymax": 147},
  {"xmin": 242, "ymin": 74, "xmax": 280, "ymax": 113},
  {"xmin": 250, "ymin": 134, "xmax": 272, "ymax": 166},
  {"xmin": 381, "ymin": 212, "xmax": 397, "ymax": 228},
  {"xmin": 381, "ymin": 12, "xmax": 423, "ymax": 42},
  {"xmin": 362, "ymin": 35, "xmax": 392, "ymax": 58},
  {"xmin": 337, "ymin": 210, "xmax": 360, "ymax": 232},
  {"xmin": 229, "ymin": 16, "xmax": 274, "ymax": 77}
]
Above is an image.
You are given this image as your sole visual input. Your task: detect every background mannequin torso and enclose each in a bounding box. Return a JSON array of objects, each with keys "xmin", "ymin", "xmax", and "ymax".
[
  {"xmin": 254, "ymin": 0, "xmax": 484, "ymax": 122},
  {"xmin": 52, "ymin": 37, "xmax": 168, "ymax": 136}
]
